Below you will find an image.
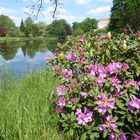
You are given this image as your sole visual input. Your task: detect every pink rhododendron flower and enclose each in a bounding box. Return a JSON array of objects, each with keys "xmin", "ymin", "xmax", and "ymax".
[
  {"xmin": 57, "ymin": 96, "xmax": 66, "ymax": 107},
  {"xmin": 55, "ymin": 106, "xmax": 62, "ymax": 113},
  {"xmin": 78, "ymin": 56, "xmax": 85, "ymax": 64},
  {"xmin": 121, "ymin": 63, "xmax": 129, "ymax": 71},
  {"xmin": 68, "ymin": 83, "xmax": 74, "ymax": 91},
  {"xmin": 106, "ymin": 62, "xmax": 122, "ymax": 74},
  {"xmin": 80, "ymin": 92, "xmax": 87, "ymax": 98},
  {"xmin": 124, "ymin": 79, "xmax": 137, "ymax": 88},
  {"xmin": 95, "ymin": 94, "xmax": 115, "ymax": 113},
  {"xmin": 53, "ymin": 65, "xmax": 60, "ymax": 72},
  {"xmin": 45, "ymin": 54, "xmax": 55, "ymax": 61},
  {"xmin": 99, "ymin": 115, "xmax": 117, "ymax": 131},
  {"xmin": 109, "ymin": 76, "xmax": 121, "ymax": 92},
  {"xmin": 71, "ymin": 44, "xmax": 78, "ymax": 51},
  {"xmin": 79, "ymin": 35, "xmax": 85, "ymax": 42},
  {"xmin": 128, "ymin": 95, "xmax": 140, "ymax": 111},
  {"xmin": 109, "ymin": 132, "xmax": 127, "ymax": 140},
  {"xmin": 96, "ymin": 36, "xmax": 108, "ymax": 42},
  {"xmin": 72, "ymin": 97, "xmax": 77, "ymax": 103},
  {"xmin": 75, "ymin": 107, "xmax": 93, "ymax": 125},
  {"xmin": 133, "ymin": 131, "xmax": 140, "ymax": 140},
  {"xmin": 65, "ymin": 53, "xmax": 77, "ymax": 61},
  {"xmin": 79, "ymin": 47, "xmax": 85, "ymax": 53},
  {"xmin": 61, "ymin": 69, "xmax": 73, "ymax": 78},
  {"xmin": 56, "ymin": 85, "xmax": 66, "ymax": 96}
]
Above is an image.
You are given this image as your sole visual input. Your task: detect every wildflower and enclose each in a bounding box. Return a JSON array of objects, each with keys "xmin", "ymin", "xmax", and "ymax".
[
  {"xmin": 99, "ymin": 115, "xmax": 117, "ymax": 131},
  {"xmin": 56, "ymin": 85, "xmax": 66, "ymax": 96},
  {"xmin": 75, "ymin": 107, "xmax": 93, "ymax": 125},
  {"xmin": 61, "ymin": 69, "xmax": 72, "ymax": 78},
  {"xmin": 128, "ymin": 95, "xmax": 140, "ymax": 111},
  {"xmin": 95, "ymin": 94, "xmax": 115, "ymax": 113},
  {"xmin": 57, "ymin": 96, "xmax": 66, "ymax": 107}
]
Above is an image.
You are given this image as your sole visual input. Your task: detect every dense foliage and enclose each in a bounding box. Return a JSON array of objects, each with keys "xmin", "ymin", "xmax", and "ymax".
[
  {"xmin": 72, "ymin": 18, "xmax": 97, "ymax": 36},
  {"xmin": 109, "ymin": 0, "xmax": 140, "ymax": 32},
  {"xmin": 47, "ymin": 31, "xmax": 140, "ymax": 140},
  {"xmin": 0, "ymin": 15, "xmax": 15, "ymax": 37},
  {"xmin": 45, "ymin": 19, "xmax": 72, "ymax": 41}
]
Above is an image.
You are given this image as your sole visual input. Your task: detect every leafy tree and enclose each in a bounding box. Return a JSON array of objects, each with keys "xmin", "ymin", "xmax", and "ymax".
[
  {"xmin": 0, "ymin": 15, "xmax": 15, "ymax": 36},
  {"xmin": 24, "ymin": 17, "xmax": 34, "ymax": 37},
  {"xmin": 109, "ymin": 0, "xmax": 140, "ymax": 32},
  {"xmin": 72, "ymin": 18, "xmax": 97, "ymax": 36},
  {"xmin": 35, "ymin": 22, "xmax": 47, "ymax": 36},
  {"xmin": 45, "ymin": 19, "xmax": 71, "ymax": 40},
  {"xmin": 81, "ymin": 18, "xmax": 97, "ymax": 32}
]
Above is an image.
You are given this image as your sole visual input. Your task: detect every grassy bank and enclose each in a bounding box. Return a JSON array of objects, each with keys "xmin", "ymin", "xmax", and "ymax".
[{"xmin": 0, "ymin": 68, "xmax": 62, "ymax": 140}]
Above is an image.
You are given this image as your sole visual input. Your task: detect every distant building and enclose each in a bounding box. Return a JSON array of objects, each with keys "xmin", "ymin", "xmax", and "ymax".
[{"xmin": 97, "ymin": 18, "xmax": 110, "ymax": 29}]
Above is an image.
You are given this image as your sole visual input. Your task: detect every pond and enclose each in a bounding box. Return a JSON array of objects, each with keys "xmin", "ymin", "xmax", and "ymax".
[{"xmin": 0, "ymin": 38, "xmax": 57, "ymax": 78}]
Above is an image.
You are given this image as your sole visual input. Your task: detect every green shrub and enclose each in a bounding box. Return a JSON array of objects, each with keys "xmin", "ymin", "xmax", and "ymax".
[{"xmin": 47, "ymin": 32, "xmax": 140, "ymax": 140}]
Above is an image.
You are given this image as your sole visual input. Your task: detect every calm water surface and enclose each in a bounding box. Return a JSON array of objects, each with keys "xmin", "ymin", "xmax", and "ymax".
[{"xmin": 0, "ymin": 39, "xmax": 56, "ymax": 78}]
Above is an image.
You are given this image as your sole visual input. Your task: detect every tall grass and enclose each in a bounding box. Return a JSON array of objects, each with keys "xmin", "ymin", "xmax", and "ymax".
[{"xmin": 0, "ymin": 68, "xmax": 62, "ymax": 140}]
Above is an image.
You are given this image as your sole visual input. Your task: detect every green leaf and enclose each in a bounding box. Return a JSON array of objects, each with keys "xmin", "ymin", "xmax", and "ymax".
[
  {"xmin": 80, "ymin": 133, "xmax": 87, "ymax": 140},
  {"xmin": 116, "ymin": 122, "xmax": 124, "ymax": 126},
  {"xmin": 92, "ymin": 132, "xmax": 99, "ymax": 138},
  {"xmin": 103, "ymin": 130, "xmax": 108, "ymax": 138},
  {"xmin": 106, "ymin": 49, "xmax": 111, "ymax": 58},
  {"xmin": 90, "ymin": 134, "xmax": 95, "ymax": 140},
  {"xmin": 69, "ymin": 128, "xmax": 74, "ymax": 136},
  {"xmin": 101, "ymin": 55, "xmax": 105, "ymax": 64}
]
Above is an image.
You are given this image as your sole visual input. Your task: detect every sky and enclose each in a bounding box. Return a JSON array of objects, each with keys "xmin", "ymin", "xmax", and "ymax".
[{"xmin": 0, "ymin": 0, "xmax": 112, "ymax": 26}]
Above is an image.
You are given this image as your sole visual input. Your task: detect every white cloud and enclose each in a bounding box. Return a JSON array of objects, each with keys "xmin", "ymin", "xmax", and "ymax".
[
  {"xmin": 40, "ymin": 6, "xmax": 85, "ymax": 25},
  {"xmin": 75, "ymin": 0, "xmax": 92, "ymax": 5},
  {"xmin": 0, "ymin": 7, "xmax": 16, "ymax": 15},
  {"xmin": 96, "ymin": 0, "xmax": 112, "ymax": 2},
  {"xmin": 9, "ymin": 16, "xmax": 21, "ymax": 25},
  {"xmin": 87, "ymin": 6, "xmax": 111, "ymax": 15}
]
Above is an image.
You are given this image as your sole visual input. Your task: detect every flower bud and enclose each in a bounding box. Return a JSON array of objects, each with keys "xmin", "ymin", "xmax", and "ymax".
[
  {"xmin": 123, "ymin": 40, "xmax": 127, "ymax": 49},
  {"xmin": 107, "ymin": 32, "xmax": 111, "ymax": 39}
]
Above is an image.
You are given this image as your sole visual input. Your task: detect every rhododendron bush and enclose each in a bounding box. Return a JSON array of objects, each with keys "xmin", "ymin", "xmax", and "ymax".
[{"xmin": 46, "ymin": 32, "xmax": 140, "ymax": 140}]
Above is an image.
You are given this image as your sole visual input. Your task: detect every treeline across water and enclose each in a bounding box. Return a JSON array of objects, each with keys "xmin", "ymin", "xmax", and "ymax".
[{"xmin": 0, "ymin": 15, "xmax": 98, "ymax": 40}]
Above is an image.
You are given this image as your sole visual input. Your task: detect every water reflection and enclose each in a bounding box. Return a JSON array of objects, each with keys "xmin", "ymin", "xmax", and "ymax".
[{"xmin": 0, "ymin": 39, "xmax": 57, "ymax": 78}]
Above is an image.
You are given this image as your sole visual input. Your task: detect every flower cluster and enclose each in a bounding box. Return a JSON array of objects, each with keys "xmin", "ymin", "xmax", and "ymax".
[
  {"xmin": 95, "ymin": 94, "xmax": 115, "ymax": 113},
  {"xmin": 99, "ymin": 115, "xmax": 117, "ymax": 131},
  {"xmin": 46, "ymin": 32, "xmax": 140, "ymax": 139},
  {"xmin": 75, "ymin": 107, "xmax": 93, "ymax": 125}
]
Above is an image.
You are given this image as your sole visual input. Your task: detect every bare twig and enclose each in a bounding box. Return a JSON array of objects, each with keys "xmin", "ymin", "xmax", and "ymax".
[{"xmin": 26, "ymin": 0, "xmax": 59, "ymax": 19}]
